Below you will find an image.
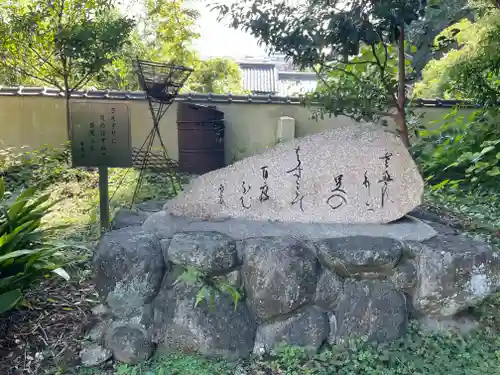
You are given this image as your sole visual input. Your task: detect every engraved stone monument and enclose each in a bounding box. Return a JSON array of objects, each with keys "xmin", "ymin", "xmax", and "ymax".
[{"xmin": 166, "ymin": 125, "xmax": 424, "ymax": 224}]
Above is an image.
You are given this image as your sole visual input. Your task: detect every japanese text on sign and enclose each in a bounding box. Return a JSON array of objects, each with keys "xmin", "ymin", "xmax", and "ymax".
[{"xmin": 70, "ymin": 102, "xmax": 132, "ymax": 168}]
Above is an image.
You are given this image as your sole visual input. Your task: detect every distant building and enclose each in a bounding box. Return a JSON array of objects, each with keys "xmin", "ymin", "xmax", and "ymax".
[{"xmin": 237, "ymin": 57, "xmax": 317, "ymax": 96}]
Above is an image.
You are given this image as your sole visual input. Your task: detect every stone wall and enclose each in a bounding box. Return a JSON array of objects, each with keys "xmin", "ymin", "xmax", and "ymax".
[{"xmin": 85, "ymin": 209, "xmax": 500, "ymax": 365}]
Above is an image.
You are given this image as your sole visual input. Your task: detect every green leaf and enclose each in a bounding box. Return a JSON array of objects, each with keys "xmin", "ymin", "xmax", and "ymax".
[
  {"xmin": 209, "ymin": 287, "xmax": 216, "ymax": 311},
  {"xmin": 0, "ymin": 249, "xmax": 36, "ymax": 263},
  {"xmin": 195, "ymin": 286, "xmax": 207, "ymax": 307},
  {"xmin": 486, "ymin": 167, "xmax": 500, "ymax": 176},
  {"xmin": 0, "ymin": 178, "xmax": 4, "ymax": 201},
  {"xmin": 480, "ymin": 146, "xmax": 496, "ymax": 155},
  {"xmin": 0, "ymin": 289, "xmax": 22, "ymax": 314}
]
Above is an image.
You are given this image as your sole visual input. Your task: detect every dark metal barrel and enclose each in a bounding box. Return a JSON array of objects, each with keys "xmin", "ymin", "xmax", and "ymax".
[{"xmin": 177, "ymin": 102, "xmax": 225, "ymax": 174}]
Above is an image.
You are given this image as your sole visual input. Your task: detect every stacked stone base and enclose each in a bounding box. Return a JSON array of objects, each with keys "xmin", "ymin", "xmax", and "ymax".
[{"xmin": 85, "ymin": 212, "xmax": 500, "ymax": 365}]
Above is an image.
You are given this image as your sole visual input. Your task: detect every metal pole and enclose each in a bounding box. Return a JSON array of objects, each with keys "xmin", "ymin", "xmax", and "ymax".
[{"xmin": 98, "ymin": 166, "xmax": 109, "ymax": 233}]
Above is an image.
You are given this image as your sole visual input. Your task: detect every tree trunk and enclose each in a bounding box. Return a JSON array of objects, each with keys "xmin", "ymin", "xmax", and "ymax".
[
  {"xmin": 65, "ymin": 94, "xmax": 71, "ymax": 141},
  {"xmin": 397, "ymin": 23, "xmax": 410, "ymax": 148},
  {"xmin": 64, "ymin": 73, "xmax": 71, "ymax": 141}
]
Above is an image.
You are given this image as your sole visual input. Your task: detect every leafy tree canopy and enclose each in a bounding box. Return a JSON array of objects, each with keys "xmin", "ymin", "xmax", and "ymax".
[
  {"xmin": 0, "ymin": 0, "xmax": 135, "ymax": 92},
  {"xmin": 91, "ymin": 0, "xmax": 245, "ymax": 93},
  {"xmin": 406, "ymin": 0, "xmax": 473, "ymax": 76},
  {"xmin": 185, "ymin": 58, "xmax": 247, "ymax": 94},
  {"xmin": 413, "ymin": 8, "xmax": 500, "ymax": 103},
  {"xmin": 214, "ymin": 0, "xmax": 430, "ymax": 147},
  {"xmin": 214, "ymin": 0, "xmax": 428, "ymax": 68},
  {"xmin": 0, "ymin": 0, "xmax": 245, "ymax": 94}
]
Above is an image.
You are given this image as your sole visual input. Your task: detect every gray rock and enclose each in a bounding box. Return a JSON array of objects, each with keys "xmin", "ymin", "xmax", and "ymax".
[
  {"xmin": 141, "ymin": 211, "xmax": 192, "ymax": 239},
  {"xmin": 80, "ymin": 343, "xmax": 112, "ymax": 367},
  {"xmin": 327, "ymin": 313, "xmax": 338, "ymax": 345},
  {"xmin": 167, "ymin": 231, "xmax": 239, "ymax": 273},
  {"xmin": 87, "ymin": 319, "xmax": 112, "ymax": 343},
  {"xmin": 143, "ymin": 211, "xmax": 437, "ymax": 242},
  {"xmin": 151, "ymin": 282, "xmax": 256, "ymax": 360},
  {"xmin": 91, "ymin": 304, "xmax": 112, "ymax": 317},
  {"xmin": 333, "ymin": 280, "xmax": 408, "ymax": 344},
  {"xmin": 314, "ymin": 269, "xmax": 343, "ymax": 311},
  {"xmin": 160, "ymin": 239, "xmax": 171, "ymax": 263},
  {"xmin": 136, "ymin": 200, "xmax": 164, "ymax": 213},
  {"xmin": 111, "ymin": 209, "xmax": 149, "ymax": 230},
  {"xmin": 424, "ymin": 221, "xmax": 461, "ymax": 236},
  {"xmin": 391, "ymin": 260, "xmax": 417, "ymax": 293},
  {"xmin": 253, "ymin": 306, "xmax": 328, "ymax": 356},
  {"xmin": 408, "ymin": 233, "xmax": 500, "ymax": 317},
  {"xmin": 418, "ymin": 315, "xmax": 479, "ymax": 335},
  {"xmin": 315, "ymin": 236, "xmax": 403, "ymax": 278},
  {"xmin": 93, "ymin": 227, "xmax": 165, "ymax": 319},
  {"xmin": 408, "ymin": 207, "xmax": 463, "ymax": 229},
  {"xmin": 242, "ymin": 237, "xmax": 319, "ymax": 321},
  {"xmin": 214, "ymin": 269, "xmax": 242, "ymax": 288},
  {"xmin": 104, "ymin": 322, "xmax": 153, "ymax": 364},
  {"xmin": 407, "ymin": 208, "xmax": 444, "ymax": 225}
]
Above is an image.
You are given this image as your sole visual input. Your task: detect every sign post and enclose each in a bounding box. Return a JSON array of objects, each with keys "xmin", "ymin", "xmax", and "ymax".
[
  {"xmin": 98, "ymin": 166, "xmax": 110, "ymax": 232},
  {"xmin": 70, "ymin": 101, "xmax": 132, "ymax": 234}
]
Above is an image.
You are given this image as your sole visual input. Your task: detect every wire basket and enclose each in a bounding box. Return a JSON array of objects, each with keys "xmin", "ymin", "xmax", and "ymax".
[{"xmin": 135, "ymin": 59, "xmax": 193, "ymax": 103}]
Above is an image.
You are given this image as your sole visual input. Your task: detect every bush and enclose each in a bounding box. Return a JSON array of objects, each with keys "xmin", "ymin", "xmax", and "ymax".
[
  {"xmin": 0, "ymin": 142, "xmax": 77, "ymax": 191},
  {"xmin": 0, "ymin": 178, "xmax": 78, "ymax": 314},
  {"xmin": 412, "ymin": 107, "xmax": 500, "ymax": 188}
]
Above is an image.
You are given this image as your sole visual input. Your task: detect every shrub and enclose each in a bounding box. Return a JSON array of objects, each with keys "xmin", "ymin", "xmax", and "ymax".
[
  {"xmin": 412, "ymin": 107, "xmax": 500, "ymax": 188},
  {"xmin": 0, "ymin": 142, "xmax": 76, "ymax": 191},
  {"xmin": 0, "ymin": 178, "xmax": 78, "ymax": 314}
]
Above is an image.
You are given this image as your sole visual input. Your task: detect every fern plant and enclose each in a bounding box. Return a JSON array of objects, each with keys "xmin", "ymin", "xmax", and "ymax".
[{"xmin": 176, "ymin": 266, "xmax": 242, "ymax": 311}]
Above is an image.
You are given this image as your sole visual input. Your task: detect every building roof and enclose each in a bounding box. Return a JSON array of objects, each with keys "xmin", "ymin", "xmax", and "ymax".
[
  {"xmin": 237, "ymin": 62, "xmax": 319, "ymax": 95},
  {"xmin": 0, "ymin": 86, "xmax": 479, "ymax": 108},
  {"xmin": 238, "ymin": 62, "xmax": 278, "ymax": 94}
]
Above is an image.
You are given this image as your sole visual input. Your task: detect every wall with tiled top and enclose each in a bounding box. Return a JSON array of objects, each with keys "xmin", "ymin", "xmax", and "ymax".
[{"xmin": 0, "ymin": 86, "xmax": 477, "ymax": 163}]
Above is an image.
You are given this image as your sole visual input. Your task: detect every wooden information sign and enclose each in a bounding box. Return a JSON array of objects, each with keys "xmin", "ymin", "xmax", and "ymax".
[
  {"xmin": 70, "ymin": 101, "xmax": 132, "ymax": 233},
  {"xmin": 70, "ymin": 101, "xmax": 132, "ymax": 168}
]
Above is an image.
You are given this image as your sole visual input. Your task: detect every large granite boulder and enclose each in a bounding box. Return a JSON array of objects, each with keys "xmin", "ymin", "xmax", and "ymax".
[
  {"xmin": 332, "ymin": 280, "xmax": 408, "ymax": 344},
  {"xmin": 241, "ymin": 237, "xmax": 319, "ymax": 321},
  {"xmin": 164, "ymin": 125, "xmax": 424, "ymax": 224},
  {"xmin": 253, "ymin": 306, "xmax": 329, "ymax": 355},
  {"xmin": 149, "ymin": 282, "xmax": 256, "ymax": 360},
  {"xmin": 314, "ymin": 269, "xmax": 344, "ymax": 311},
  {"xmin": 409, "ymin": 233, "xmax": 500, "ymax": 317},
  {"xmin": 315, "ymin": 236, "xmax": 404, "ymax": 278},
  {"xmin": 93, "ymin": 227, "xmax": 164, "ymax": 319},
  {"xmin": 111, "ymin": 209, "xmax": 150, "ymax": 230},
  {"xmin": 104, "ymin": 320, "xmax": 153, "ymax": 364},
  {"xmin": 111, "ymin": 200, "xmax": 164, "ymax": 230},
  {"xmin": 166, "ymin": 231, "xmax": 239, "ymax": 274}
]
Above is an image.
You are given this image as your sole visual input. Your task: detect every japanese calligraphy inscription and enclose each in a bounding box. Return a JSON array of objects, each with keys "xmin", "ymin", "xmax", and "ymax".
[
  {"xmin": 70, "ymin": 101, "xmax": 132, "ymax": 168},
  {"xmin": 167, "ymin": 125, "xmax": 424, "ymax": 224}
]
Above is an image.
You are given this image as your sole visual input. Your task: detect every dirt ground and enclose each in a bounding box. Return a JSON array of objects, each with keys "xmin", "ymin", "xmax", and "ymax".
[{"xmin": 0, "ymin": 275, "xmax": 97, "ymax": 375}]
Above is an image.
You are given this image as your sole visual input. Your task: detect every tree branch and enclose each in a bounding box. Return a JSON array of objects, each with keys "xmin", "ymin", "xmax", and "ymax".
[
  {"xmin": 2, "ymin": 61, "xmax": 63, "ymax": 90},
  {"xmin": 71, "ymin": 69, "xmax": 97, "ymax": 92},
  {"xmin": 22, "ymin": 42, "xmax": 63, "ymax": 77},
  {"xmin": 371, "ymin": 43, "xmax": 397, "ymax": 103}
]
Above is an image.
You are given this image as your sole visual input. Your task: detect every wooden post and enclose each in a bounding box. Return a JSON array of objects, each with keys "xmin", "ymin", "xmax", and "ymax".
[{"xmin": 98, "ymin": 166, "xmax": 110, "ymax": 233}]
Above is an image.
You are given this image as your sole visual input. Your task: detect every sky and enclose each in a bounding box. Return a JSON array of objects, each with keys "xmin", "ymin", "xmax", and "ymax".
[
  {"xmin": 121, "ymin": 0, "xmax": 268, "ymax": 59},
  {"xmin": 188, "ymin": 1, "xmax": 267, "ymax": 59}
]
